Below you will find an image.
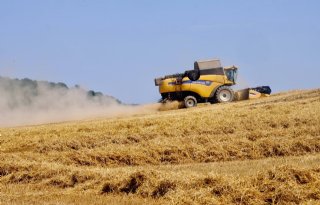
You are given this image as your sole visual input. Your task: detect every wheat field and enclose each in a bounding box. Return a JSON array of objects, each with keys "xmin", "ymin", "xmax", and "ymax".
[{"xmin": 0, "ymin": 89, "xmax": 320, "ymax": 205}]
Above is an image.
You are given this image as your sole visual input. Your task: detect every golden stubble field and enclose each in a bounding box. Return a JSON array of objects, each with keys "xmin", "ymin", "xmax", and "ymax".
[{"xmin": 0, "ymin": 89, "xmax": 320, "ymax": 205}]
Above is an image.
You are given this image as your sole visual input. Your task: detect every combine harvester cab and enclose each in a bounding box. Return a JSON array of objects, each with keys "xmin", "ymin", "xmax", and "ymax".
[{"xmin": 155, "ymin": 59, "xmax": 239, "ymax": 108}]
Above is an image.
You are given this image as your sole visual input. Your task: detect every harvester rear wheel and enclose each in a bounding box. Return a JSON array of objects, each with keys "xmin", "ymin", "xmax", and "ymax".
[
  {"xmin": 215, "ymin": 86, "xmax": 234, "ymax": 103},
  {"xmin": 184, "ymin": 96, "xmax": 197, "ymax": 108}
]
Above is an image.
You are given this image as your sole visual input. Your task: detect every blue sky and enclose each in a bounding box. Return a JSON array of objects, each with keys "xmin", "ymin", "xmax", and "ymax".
[{"xmin": 1, "ymin": 0, "xmax": 319, "ymax": 103}]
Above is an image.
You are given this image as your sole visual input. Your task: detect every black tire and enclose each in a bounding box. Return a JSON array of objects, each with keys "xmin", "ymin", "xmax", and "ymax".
[
  {"xmin": 184, "ymin": 96, "xmax": 197, "ymax": 108},
  {"xmin": 185, "ymin": 70, "xmax": 200, "ymax": 81},
  {"xmin": 215, "ymin": 86, "xmax": 235, "ymax": 103}
]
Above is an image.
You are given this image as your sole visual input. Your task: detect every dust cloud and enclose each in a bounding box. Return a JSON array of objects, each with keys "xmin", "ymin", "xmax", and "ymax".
[{"xmin": 0, "ymin": 77, "xmax": 159, "ymax": 127}]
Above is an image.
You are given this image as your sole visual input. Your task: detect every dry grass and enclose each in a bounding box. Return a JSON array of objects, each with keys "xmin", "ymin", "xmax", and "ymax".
[{"xmin": 0, "ymin": 89, "xmax": 319, "ymax": 204}]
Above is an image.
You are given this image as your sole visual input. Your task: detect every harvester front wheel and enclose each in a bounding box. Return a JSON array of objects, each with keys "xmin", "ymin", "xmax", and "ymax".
[
  {"xmin": 184, "ymin": 96, "xmax": 197, "ymax": 108},
  {"xmin": 215, "ymin": 86, "xmax": 234, "ymax": 103}
]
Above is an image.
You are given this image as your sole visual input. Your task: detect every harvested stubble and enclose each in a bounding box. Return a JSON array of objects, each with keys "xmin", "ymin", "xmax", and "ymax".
[{"xmin": 0, "ymin": 89, "xmax": 319, "ymax": 204}]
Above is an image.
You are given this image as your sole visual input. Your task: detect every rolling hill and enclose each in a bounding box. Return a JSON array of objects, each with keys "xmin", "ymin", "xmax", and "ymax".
[{"xmin": 0, "ymin": 89, "xmax": 319, "ymax": 204}]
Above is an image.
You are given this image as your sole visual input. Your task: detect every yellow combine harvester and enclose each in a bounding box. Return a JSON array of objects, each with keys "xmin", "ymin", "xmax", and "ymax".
[{"xmin": 154, "ymin": 59, "xmax": 270, "ymax": 108}]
